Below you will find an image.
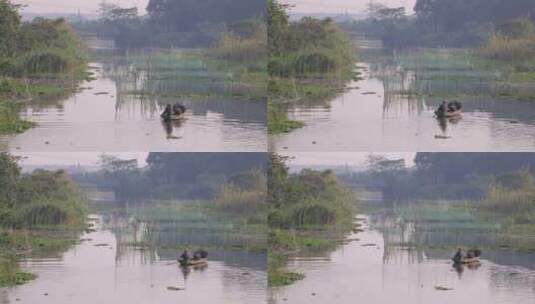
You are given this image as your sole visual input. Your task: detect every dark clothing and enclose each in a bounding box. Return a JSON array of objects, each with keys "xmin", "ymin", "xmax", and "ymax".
[
  {"xmin": 193, "ymin": 249, "xmax": 208, "ymax": 259},
  {"xmin": 179, "ymin": 251, "xmax": 191, "ymax": 262},
  {"xmin": 453, "ymin": 250, "xmax": 463, "ymax": 263},
  {"xmin": 173, "ymin": 104, "xmax": 186, "ymax": 115},
  {"xmin": 161, "ymin": 105, "xmax": 172, "ymax": 120}
]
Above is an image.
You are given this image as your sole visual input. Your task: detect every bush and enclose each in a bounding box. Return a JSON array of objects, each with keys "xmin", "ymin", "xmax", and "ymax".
[
  {"xmin": 479, "ymin": 20, "xmax": 535, "ymax": 63},
  {"xmin": 481, "ymin": 170, "xmax": 535, "ymax": 213},
  {"xmin": 13, "ymin": 49, "xmax": 71, "ymax": 74},
  {"xmin": 497, "ymin": 18, "xmax": 535, "ymax": 39},
  {"xmin": 211, "ymin": 20, "xmax": 267, "ymax": 64}
]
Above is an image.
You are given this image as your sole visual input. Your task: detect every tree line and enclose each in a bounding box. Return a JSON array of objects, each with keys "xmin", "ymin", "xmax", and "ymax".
[
  {"xmin": 342, "ymin": 0, "xmax": 535, "ymax": 48},
  {"xmin": 74, "ymin": 0, "xmax": 265, "ymax": 48}
]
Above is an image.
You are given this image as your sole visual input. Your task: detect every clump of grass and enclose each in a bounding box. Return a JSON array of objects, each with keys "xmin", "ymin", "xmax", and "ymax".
[
  {"xmin": 211, "ymin": 21, "xmax": 267, "ymax": 65},
  {"xmin": 0, "ymin": 254, "xmax": 37, "ymax": 287},
  {"xmin": 478, "ymin": 33, "xmax": 535, "ymax": 62},
  {"xmin": 480, "ymin": 169, "xmax": 535, "ymax": 213},
  {"xmin": 268, "ymin": 102, "xmax": 303, "ymax": 134},
  {"xmin": 215, "ymin": 169, "xmax": 267, "ymax": 215}
]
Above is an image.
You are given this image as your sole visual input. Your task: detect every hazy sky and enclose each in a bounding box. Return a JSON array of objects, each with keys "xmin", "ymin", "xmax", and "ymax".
[
  {"xmin": 282, "ymin": 152, "xmax": 416, "ymax": 169},
  {"xmin": 14, "ymin": 0, "xmax": 149, "ymax": 15},
  {"xmin": 282, "ymin": 0, "xmax": 416, "ymax": 15}
]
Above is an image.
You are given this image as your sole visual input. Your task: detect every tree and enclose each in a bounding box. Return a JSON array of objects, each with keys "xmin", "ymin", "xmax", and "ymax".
[
  {"xmin": 0, "ymin": 0, "xmax": 21, "ymax": 57},
  {"xmin": 268, "ymin": 0, "xmax": 290, "ymax": 56},
  {"xmin": 0, "ymin": 153, "xmax": 21, "ymax": 209},
  {"xmin": 98, "ymin": 3, "xmax": 138, "ymax": 22}
]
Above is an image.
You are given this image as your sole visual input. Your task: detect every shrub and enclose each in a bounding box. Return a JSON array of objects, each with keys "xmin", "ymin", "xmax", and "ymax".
[{"xmin": 497, "ymin": 18, "xmax": 535, "ymax": 39}]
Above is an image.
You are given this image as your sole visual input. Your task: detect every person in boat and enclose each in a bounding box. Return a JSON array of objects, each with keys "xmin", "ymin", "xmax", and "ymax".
[
  {"xmin": 437, "ymin": 101, "xmax": 447, "ymax": 116},
  {"xmin": 453, "ymin": 247, "xmax": 463, "ymax": 263},
  {"xmin": 448, "ymin": 100, "xmax": 462, "ymax": 112},
  {"xmin": 193, "ymin": 249, "xmax": 208, "ymax": 260},
  {"xmin": 466, "ymin": 248, "xmax": 481, "ymax": 259},
  {"xmin": 179, "ymin": 249, "xmax": 191, "ymax": 264},
  {"xmin": 447, "ymin": 102, "xmax": 456, "ymax": 112},
  {"xmin": 172, "ymin": 103, "xmax": 186, "ymax": 116},
  {"xmin": 161, "ymin": 104, "xmax": 172, "ymax": 121}
]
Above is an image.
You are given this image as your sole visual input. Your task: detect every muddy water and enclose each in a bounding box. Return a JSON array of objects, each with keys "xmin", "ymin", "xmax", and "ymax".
[
  {"xmin": 269, "ymin": 212, "xmax": 535, "ymax": 304},
  {"xmin": 0, "ymin": 57, "xmax": 266, "ymax": 152},
  {"xmin": 270, "ymin": 49, "xmax": 535, "ymax": 152},
  {"xmin": 2, "ymin": 207, "xmax": 266, "ymax": 304}
]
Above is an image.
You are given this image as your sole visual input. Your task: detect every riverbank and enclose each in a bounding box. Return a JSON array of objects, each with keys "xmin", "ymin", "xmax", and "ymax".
[
  {"xmin": 0, "ymin": 7, "xmax": 87, "ymax": 135},
  {"xmin": 0, "ymin": 154, "xmax": 88, "ymax": 287},
  {"xmin": 0, "ymin": 227, "xmax": 85, "ymax": 287},
  {"xmin": 0, "ymin": 74, "xmax": 90, "ymax": 135}
]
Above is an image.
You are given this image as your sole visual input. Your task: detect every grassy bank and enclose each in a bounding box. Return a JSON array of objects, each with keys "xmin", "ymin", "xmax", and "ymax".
[
  {"xmin": 0, "ymin": 153, "xmax": 87, "ymax": 286},
  {"xmin": 267, "ymin": 0, "xmax": 357, "ymax": 134},
  {"xmin": 0, "ymin": 3, "xmax": 87, "ymax": 134},
  {"xmin": 268, "ymin": 154, "xmax": 358, "ymax": 286}
]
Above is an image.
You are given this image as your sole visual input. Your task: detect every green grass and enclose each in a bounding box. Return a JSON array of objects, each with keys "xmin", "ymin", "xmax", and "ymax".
[
  {"xmin": 0, "ymin": 256, "xmax": 37, "ymax": 287},
  {"xmin": 0, "ymin": 104, "xmax": 36, "ymax": 134},
  {"xmin": 268, "ymin": 103, "xmax": 304, "ymax": 134}
]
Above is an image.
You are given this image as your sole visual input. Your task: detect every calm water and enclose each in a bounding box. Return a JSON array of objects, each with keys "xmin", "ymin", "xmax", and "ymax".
[
  {"xmin": 269, "ymin": 207, "xmax": 535, "ymax": 304},
  {"xmin": 270, "ymin": 47, "xmax": 535, "ymax": 152},
  {"xmin": 1, "ymin": 200, "xmax": 266, "ymax": 304},
  {"xmin": 0, "ymin": 53, "xmax": 266, "ymax": 152}
]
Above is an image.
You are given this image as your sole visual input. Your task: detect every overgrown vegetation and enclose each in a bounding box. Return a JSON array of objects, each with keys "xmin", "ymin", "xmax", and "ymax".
[
  {"xmin": 481, "ymin": 169, "xmax": 535, "ymax": 215},
  {"xmin": 267, "ymin": 0, "xmax": 357, "ymax": 134},
  {"xmin": 478, "ymin": 18, "xmax": 535, "ymax": 71},
  {"xmin": 215, "ymin": 169, "xmax": 267, "ymax": 217},
  {"xmin": 0, "ymin": 153, "xmax": 87, "ymax": 287},
  {"xmin": 0, "ymin": 0, "xmax": 86, "ymax": 134},
  {"xmin": 267, "ymin": 154, "xmax": 357, "ymax": 286}
]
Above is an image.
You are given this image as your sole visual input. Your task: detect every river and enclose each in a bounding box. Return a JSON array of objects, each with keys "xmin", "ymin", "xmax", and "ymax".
[
  {"xmin": 1, "ymin": 199, "xmax": 267, "ymax": 304},
  {"xmin": 0, "ymin": 48, "xmax": 266, "ymax": 152},
  {"xmin": 270, "ymin": 40, "xmax": 535, "ymax": 152},
  {"xmin": 269, "ymin": 202, "xmax": 535, "ymax": 304}
]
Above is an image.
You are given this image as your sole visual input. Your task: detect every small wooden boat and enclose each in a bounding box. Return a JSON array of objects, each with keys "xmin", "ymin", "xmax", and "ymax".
[
  {"xmin": 169, "ymin": 114, "xmax": 185, "ymax": 121},
  {"xmin": 179, "ymin": 258, "xmax": 208, "ymax": 267},
  {"xmin": 436, "ymin": 110, "xmax": 462, "ymax": 118},
  {"xmin": 453, "ymin": 257, "xmax": 480, "ymax": 265}
]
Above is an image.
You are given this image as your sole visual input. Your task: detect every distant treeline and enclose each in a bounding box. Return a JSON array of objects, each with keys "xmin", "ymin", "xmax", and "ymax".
[
  {"xmin": 74, "ymin": 153, "xmax": 267, "ymax": 201},
  {"xmin": 341, "ymin": 0, "xmax": 535, "ymax": 48},
  {"xmin": 73, "ymin": 0, "xmax": 265, "ymax": 48},
  {"xmin": 342, "ymin": 153, "xmax": 535, "ymax": 201}
]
